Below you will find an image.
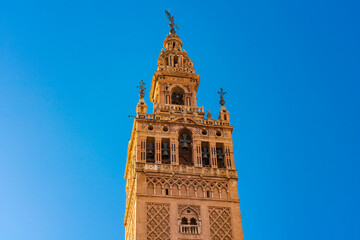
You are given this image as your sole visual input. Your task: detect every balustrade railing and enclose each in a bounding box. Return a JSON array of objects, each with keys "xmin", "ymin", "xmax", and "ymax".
[
  {"xmin": 195, "ymin": 119, "xmax": 230, "ymax": 126},
  {"xmin": 137, "ymin": 113, "xmax": 154, "ymax": 119},
  {"xmin": 137, "ymin": 106, "xmax": 231, "ymax": 126},
  {"xmin": 160, "ymin": 104, "xmax": 205, "ymax": 114},
  {"xmin": 179, "ymin": 224, "xmax": 200, "ymax": 234}
]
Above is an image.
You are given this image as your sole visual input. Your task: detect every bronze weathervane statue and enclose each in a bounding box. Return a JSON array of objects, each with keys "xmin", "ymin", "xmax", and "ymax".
[{"xmin": 165, "ymin": 10, "xmax": 180, "ymax": 34}]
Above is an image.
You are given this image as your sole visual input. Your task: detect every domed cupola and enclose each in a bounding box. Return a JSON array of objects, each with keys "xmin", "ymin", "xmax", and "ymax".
[{"xmin": 164, "ymin": 33, "xmax": 183, "ymax": 51}]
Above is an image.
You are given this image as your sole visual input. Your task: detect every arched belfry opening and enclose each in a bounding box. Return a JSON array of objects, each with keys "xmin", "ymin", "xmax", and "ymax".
[
  {"xmin": 178, "ymin": 128, "xmax": 193, "ymax": 166},
  {"xmin": 171, "ymin": 87, "xmax": 185, "ymax": 105},
  {"xmin": 201, "ymin": 142, "xmax": 210, "ymax": 167}
]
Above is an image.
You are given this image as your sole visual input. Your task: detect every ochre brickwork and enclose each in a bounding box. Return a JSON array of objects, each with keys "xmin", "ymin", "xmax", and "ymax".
[{"xmin": 124, "ymin": 23, "xmax": 244, "ymax": 240}]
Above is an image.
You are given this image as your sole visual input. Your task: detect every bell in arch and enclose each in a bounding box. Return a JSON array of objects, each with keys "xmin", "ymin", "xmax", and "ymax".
[
  {"xmin": 202, "ymin": 147, "xmax": 209, "ymax": 160},
  {"xmin": 162, "ymin": 143, "xmax": 170, "ymax": 158},
  {"xmin": 147, "ymin": 143, "xmax": 154, "ymax": 156},
  {"xmin": 217, "ymin": 148, "xmax": 224, "ymax": 161},
  {"xmin": 179, "ymin": 134, "xmax": 191, "ymax": 149}
]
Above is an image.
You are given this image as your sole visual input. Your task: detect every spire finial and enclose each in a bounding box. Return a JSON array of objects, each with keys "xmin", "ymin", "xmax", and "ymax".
[
  {"xmin": 137, "ymin": 80, "xmax": 146, "ymax": 98},
  {"xmin": 218, "ymin": 88, "xmax": 227, "ymax": 106},
  {"xmin": 165, "ymin": 10, "xmax": 180, "ymax": 34}
]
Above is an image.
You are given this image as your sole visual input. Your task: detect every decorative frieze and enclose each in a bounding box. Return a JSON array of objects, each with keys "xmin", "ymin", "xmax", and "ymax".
[
  {"xmin": 146, "ymin": 176, "xmax": 229, "ymax": 199},
  {"xmin": 136, "ymin": 162, "xmax": 238, "ymax": 179}
]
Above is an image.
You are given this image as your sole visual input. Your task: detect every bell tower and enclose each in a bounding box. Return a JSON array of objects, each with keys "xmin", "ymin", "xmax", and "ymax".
[{"xmin": 124, "ymin": 12, "xmax": 244, "ymax": 240}]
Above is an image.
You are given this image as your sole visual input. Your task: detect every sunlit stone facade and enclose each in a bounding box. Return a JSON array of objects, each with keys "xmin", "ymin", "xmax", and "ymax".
[{"xmin": 124, "ymin": 29, "xmax": 244, "ymax": 240}]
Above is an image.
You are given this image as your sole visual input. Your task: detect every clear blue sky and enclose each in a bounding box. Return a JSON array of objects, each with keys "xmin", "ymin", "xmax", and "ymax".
[{"xmin": 1, "ymin": 0, "xmax": 359, "ymax": 239}]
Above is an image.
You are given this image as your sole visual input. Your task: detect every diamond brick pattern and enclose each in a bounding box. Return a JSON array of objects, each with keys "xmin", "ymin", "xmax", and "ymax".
[
  {"xmin": 147, "ymin": 203, "xmax": 170, "ymax": 240},
  {"xmin": 209, "ymin": 207, "xmax": 233, "ymax": 240}
]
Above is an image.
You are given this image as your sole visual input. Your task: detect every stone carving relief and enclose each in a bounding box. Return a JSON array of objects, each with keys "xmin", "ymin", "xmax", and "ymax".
[
  {"xmin": 146, "ymin": 176, "xmax": 228, "ymax": 199},
  {"xmin": 178, "ymin": 205, "xmax": 200, "ymax": 216},
  {"xmin": 136, "ymin": 162, "xmax": 238, "ymax": 178},
  {"xmin": 147, "ymin": 203, "xmax": 171, "ymax": 240},
  {"xmin": 209, "ymin": 207, "xmax": 233, "ymax": 240}
]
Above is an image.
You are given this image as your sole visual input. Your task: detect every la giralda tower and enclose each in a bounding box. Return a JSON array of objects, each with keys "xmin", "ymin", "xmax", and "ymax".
[{"xmin": 124, "ymin": 11, "xmax": 245, "ymax": 240}]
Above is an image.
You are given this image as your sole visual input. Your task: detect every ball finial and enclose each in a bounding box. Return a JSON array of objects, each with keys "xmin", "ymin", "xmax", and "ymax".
[
  {"xmin": 217, "ymin": 88, "xmax": 227, "ymax": 106},
  {"xmin": 137, "ymin": 80, "xmax": 146, "ymax": 98}
]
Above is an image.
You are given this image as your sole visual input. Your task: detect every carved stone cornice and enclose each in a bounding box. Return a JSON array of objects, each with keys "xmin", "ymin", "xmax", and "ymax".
[{"xmin": 135, "ymin": 162, "xmax": 238, "ymax": 179}]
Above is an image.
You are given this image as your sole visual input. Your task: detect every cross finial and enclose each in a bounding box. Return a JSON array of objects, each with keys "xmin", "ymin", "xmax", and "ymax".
[
  {"xmin": 218, "ymin": 88, "xmax": 227, "ymax": 98},
  {"xmin": 218, "ymin": 88, "xmax": 227, "ymax": 106}
]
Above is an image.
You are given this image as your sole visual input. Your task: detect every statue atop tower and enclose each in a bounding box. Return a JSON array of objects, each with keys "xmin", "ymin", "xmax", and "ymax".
[{"xmin": 165, "ymin": 10, "xmax": 180, "ymax": 34}]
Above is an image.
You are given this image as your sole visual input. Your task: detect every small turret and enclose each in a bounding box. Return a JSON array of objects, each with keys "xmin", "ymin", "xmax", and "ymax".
[
  {"xmin": 218, "ymin": 88, "xmax": 230, "ymax": 122},
  {"xmin": 136, "ymin": 80, "xmax": 147, "ymax": 116}
]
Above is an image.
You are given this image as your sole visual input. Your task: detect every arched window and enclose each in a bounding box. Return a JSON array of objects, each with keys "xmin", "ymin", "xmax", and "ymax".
[
  {"xmin": 174, "ymin": 55, "xmax": 179, "ymax": 67},
  {"xmin": 179, "ymin": 208, "xmax": 201, "ymax": 235},
  {"xmin": 171, "ymin": 87, "xmax": 184, "ymax": 105},
  {"xmin": 178, "ymin": 128, "xmax": 193, "ymax": 166},
  {"xmin": 181, "ymin": 217, "xmax": 188, "ymax": 225}
]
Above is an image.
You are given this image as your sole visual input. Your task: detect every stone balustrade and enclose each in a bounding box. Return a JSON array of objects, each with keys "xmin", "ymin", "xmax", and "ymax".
[
  {"xmin": 137, "ymin": 112, "xmax": 231, "ymax": 126},
  {"xmin": 159, "ymin": 104, "xmax": 205, "ymax": 114},
  {"xmin": 179, "ymin": 224, "xmax": 200, "ymax": 234},
  {"xmin": 195, "ymin": 118, "xmax": 230, "ymax": 126},
  {"xmin": 137, "ymin": 113, "xmax": 155, "ymax": 120}
]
